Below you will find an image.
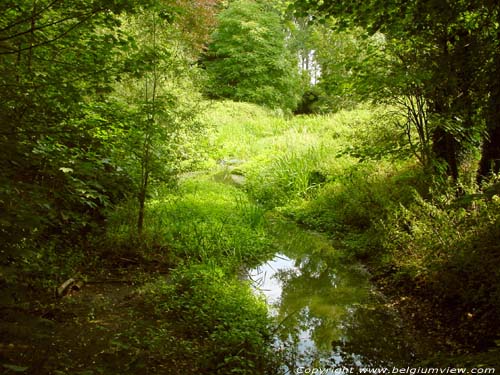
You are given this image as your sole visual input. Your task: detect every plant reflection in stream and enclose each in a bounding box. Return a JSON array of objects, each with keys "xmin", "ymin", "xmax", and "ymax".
[{"xmin": 250, "ymin": 216, "xmax": 416, "ymax": 372}]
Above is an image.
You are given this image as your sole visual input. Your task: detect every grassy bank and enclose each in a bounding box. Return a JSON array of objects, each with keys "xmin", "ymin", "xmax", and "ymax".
[
  {"xmin": 203, "ymin": 100, "xmax": 500, "ymax": 366},
  {"xmin": 2, "ymin": 100, "xmax": 499, "ymax": 373},
  {"xmin": 100, "ymin": 174, "xmax": 280, "ymax": 374}
]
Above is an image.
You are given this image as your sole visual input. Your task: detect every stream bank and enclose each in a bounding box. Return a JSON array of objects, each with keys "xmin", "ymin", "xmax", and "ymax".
[
  {"xmin": 3, "ymin": 101, "xmax": 499, "ymax": 373},
  {"xmin": 247, "ymin": 215, "xmax": 422, "ymax": 372}
]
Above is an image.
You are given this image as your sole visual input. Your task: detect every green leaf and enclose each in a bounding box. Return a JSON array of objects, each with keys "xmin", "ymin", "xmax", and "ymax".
[{"xmin": 2, "ymin": 364, "xmax": 29, "ymax": 372}]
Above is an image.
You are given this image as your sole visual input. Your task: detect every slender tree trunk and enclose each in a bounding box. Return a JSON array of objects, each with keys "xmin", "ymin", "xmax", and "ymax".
[
  {"xmin": 137, "ymin": 173, "xmax": 148, "ymax": 235},
  {"xmin": 28, "ymin": 0, "xmax": 36, "ymax": 70},
  {"xmin": 478, "ymin": 50, "xmax": 500, "ymax": 182},
  {"xmin": 137, "ymin": 12, "xmax": 158, "ymax": 235}
]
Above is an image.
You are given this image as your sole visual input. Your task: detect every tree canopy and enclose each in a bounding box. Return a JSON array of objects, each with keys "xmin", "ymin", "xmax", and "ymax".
[
  {"xmin": 0, "ymin": 0, "xmax": 219, "ymax": 251},
  {"xmin": 289, "ymin": 0, "xmax": 500, "ymax": 181},
  {"xmin": 203, "ymin": 0, "xmax": 302, "ymax": 112}
]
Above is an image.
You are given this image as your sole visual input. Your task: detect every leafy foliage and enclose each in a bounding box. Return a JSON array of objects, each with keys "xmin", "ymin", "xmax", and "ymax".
[
  {"xmin": 0, "ymin": 0, "xmax": 218, "ymax": 248},
  {"xmin": 292, "ymin": 0, "xmax": 500, "ymax": 181},
  {"xmin": 379, "ymin": 192, "xmax": 500, "ymax": 348},
  {"xmin": 111, "ymin": 8, "xmax": 207, "ymax": 234},
  {"xmin": 2, "ymin": 0, "xmax": 500, "ymax": 369},
  {"xmin": 203, "ymin": 0, "xmax": 302, "ymax": 112},
  {"xmin": 0, "ymin": 0, "xmax": 140, "ymax": 253},
  {"xmin": 311, "ymin": 23, "xmax": 389, "ymax": 112},
  {"xmin": 138, "ymin": 264, "xmax": 278, "ymax": 374}
]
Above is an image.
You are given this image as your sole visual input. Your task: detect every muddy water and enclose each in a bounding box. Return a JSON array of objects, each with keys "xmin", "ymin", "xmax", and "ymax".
[{"xmin": 249, "ymin": 217, "xmax": 417, "ymax": 372}]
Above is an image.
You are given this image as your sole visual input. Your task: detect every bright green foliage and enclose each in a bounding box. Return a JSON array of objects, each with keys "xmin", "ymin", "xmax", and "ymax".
[
  {"xmin": 2, "ymin": 0, "xmax": 500, "ymax": 368},
  {"xmin": 154, "ymin": 178, "xmax": 271, "ymax": 269},
  {"xmin": 0, "ymin": 0, "xmax": 141, "ymax": 252},
  {"xmin": 203, "ymin": 0, "xmax": 302, "ymax": 112},
  {"xmin": 311, "ymin": 23, "xmax": 389, "ymax": 112},
  {"xmin": 201, "ymin": 100, "xmax": 290, "ymax": 161},
  {"xmin": 245, "ymin": 146, "xmax": 325, "ymax": 207},
  {"xmin": 105, "ymin": 175, "xmax": 273, "ymax": 271},
  {"xmin": 112, "ymin": 8, "xmax": 206, "ymax": 234},
  {"xmin": 0, "ymin": 0, "xmax": 216, "ymax": 292},
  {"xmin": 0, "ymin": 0, "xmax": 214, "ymax": 251},
  {"xmin": 215, "ymin": 102, "xmax": 403, "ymax": 208},
  {"xmin": 138, "ymin": 264, "xmax": 277, "ymax": 374},
  {"xmin": 290, "ymin": 0, "xmax": 500, "ymax": 181},
  {"xmin": 152, "ymin": 181, "xmax": 270, "ymax": 269},
  {"xmin": 298, "ymin": 20, "xmax": 441, "ymax": 170}
]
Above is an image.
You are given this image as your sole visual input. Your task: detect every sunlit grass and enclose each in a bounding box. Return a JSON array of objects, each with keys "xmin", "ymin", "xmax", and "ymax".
[
  {"xmin": 105, "ymin": 99, "xmax": 500, "ymax": 367},
  {"xmin": 144, "ymin": 176, "xmax": 272, "ymax": 270}
]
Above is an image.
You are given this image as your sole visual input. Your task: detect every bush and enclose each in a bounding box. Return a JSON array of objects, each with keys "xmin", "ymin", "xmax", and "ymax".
[
  {"xmin": 283, "ymin": 161, "xmax": 423, "ymax": 259},
  {"xmin": 375, "ymin": 189, "xmax": 500, "ymax": 349},
  {"xmin": 139, "ymin": 263, "xmax": 279, "ymax": 374}
]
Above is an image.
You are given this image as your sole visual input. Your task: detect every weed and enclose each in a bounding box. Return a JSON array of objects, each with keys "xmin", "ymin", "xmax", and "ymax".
[{"xmin": 136, "ymin": 263, "xmax": 281, "ymax": 374}]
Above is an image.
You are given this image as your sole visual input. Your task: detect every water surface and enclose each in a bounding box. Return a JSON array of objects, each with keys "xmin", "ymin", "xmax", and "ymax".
[{"xmin": 249, "ymin": 218, "xmax": 416, "ymax": 372}]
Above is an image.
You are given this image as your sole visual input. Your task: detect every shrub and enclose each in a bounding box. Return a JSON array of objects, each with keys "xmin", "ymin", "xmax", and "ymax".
[
  {"xmin": 379, "ymin": 192, "xmax": 500, "ymax": 347},
  {"xmin": 139, "ymin": 263, "xmax": 279, "ymax": 374},
  {"xmin": 283, "ymin": 161, "xmax": 423, "ymax": 258}
]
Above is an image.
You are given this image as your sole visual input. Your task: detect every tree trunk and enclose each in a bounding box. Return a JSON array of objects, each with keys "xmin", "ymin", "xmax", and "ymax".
[
  {"xmin": 137, "ymin": 188, "xmax": 146, "ymax": 236},
  {"xmin": 428, "ymin": 36, "xmax": 459, "ymax": 181},
  {"xmin": 137, "ymin": 162, "xmax": 150, "ymax": 236},
  {"xmin": 432, "ymin": 126, "xmax": 459, "ymax": 181},
  {"xmin": 136, "ymin": 12, "xmax": 157, "ymax": 236},
  {"xmin": 478, "ymin": 51, "xmax": 500, "ymax": 181}
]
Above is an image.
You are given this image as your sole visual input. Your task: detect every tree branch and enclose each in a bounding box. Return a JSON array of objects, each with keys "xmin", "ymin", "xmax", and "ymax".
[
  {"xmin": 0, "ymin": 8, "xmax": 104, "ymax": 43},
  {"xmin": 0, "ymin": 10, "xmax": 102, "ymax": 55},
  {"xmin": 0, "ymin": 0, "xmax": 61, "ymax": 34}
]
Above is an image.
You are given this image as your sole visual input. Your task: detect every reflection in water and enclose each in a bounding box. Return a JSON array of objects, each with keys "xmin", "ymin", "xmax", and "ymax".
[{"xmin": 249, "ymin": 218, "xmax": 416, "ymax": 372}]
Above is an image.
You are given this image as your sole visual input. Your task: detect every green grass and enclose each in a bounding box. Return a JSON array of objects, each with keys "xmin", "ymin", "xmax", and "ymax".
[
  {"xmin": 103, "ymin": 171, "xmax": 280, "ymax": 373},
  {"xmin": 201, "ymin": 100, "xmax": 500, "ymax": 363},
  {"xmin": 106, "ymin": 174, "xmax": 273, "ymax": 272},
  {"xmin": 104, "ymin": 99, "xmax": 500, "ymax": 369}
]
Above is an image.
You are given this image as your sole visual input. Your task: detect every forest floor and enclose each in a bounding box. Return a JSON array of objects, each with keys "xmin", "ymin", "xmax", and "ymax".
[{"xmin": 0, "ymin": 255, "xmax": 180, "ymax": 375}]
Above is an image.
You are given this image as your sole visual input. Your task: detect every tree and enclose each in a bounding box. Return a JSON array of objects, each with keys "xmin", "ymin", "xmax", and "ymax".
[
  {"xmin": 290, "ymin": 0, "xmax": 499, "ymax": 182},
  {"xmin": 310, "ymin": 21, "xmax": 388, "ymax": 112},
  {"xmin": 203, "ymin": 0, "xmax": 302, "ymax": 112},
  {"xmin": 0, "ymin": 0, "xmax": 217, "ymax": 247},
  {"xmin": 114, "ymin": 6, "xmax": 207, "ymax": 235},
  {"xmin": 475, "ymin": 3, "xmax": 500, "ymax": 181},
  {"xmin": 0, "ymin": 0, "xmax": 142, "ymax": 251}
]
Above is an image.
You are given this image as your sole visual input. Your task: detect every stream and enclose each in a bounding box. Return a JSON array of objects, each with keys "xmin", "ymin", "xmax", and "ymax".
[{"xmin": 248, "ymin": 217, "xmax": 418, "ymax": 372}]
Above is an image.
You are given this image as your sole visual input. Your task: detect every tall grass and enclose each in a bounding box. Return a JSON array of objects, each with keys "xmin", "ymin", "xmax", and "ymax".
[
  {"xmin": 204, "ymin": 100, "xmax": 500, "ymax": 360},
  {"xmin": 105, "ymin": 175, "xmax": 273, "ymax": 271},
  {"xmin": 200, "ymin": 100, "xmax": 289, "ymax": 161}
]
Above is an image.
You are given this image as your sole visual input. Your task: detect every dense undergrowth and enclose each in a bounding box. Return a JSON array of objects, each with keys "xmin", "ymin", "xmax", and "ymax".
[
  {"xmin": 3, "ymin": 100, "xmax": 499, "ymax": 373},
  {"xmin": 201, "ymin": 100, "xmax": 500, "ymax": 365},
  {"xmin": 100, "ymin": 174, "xmax": 279, "ymax": 374}
]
